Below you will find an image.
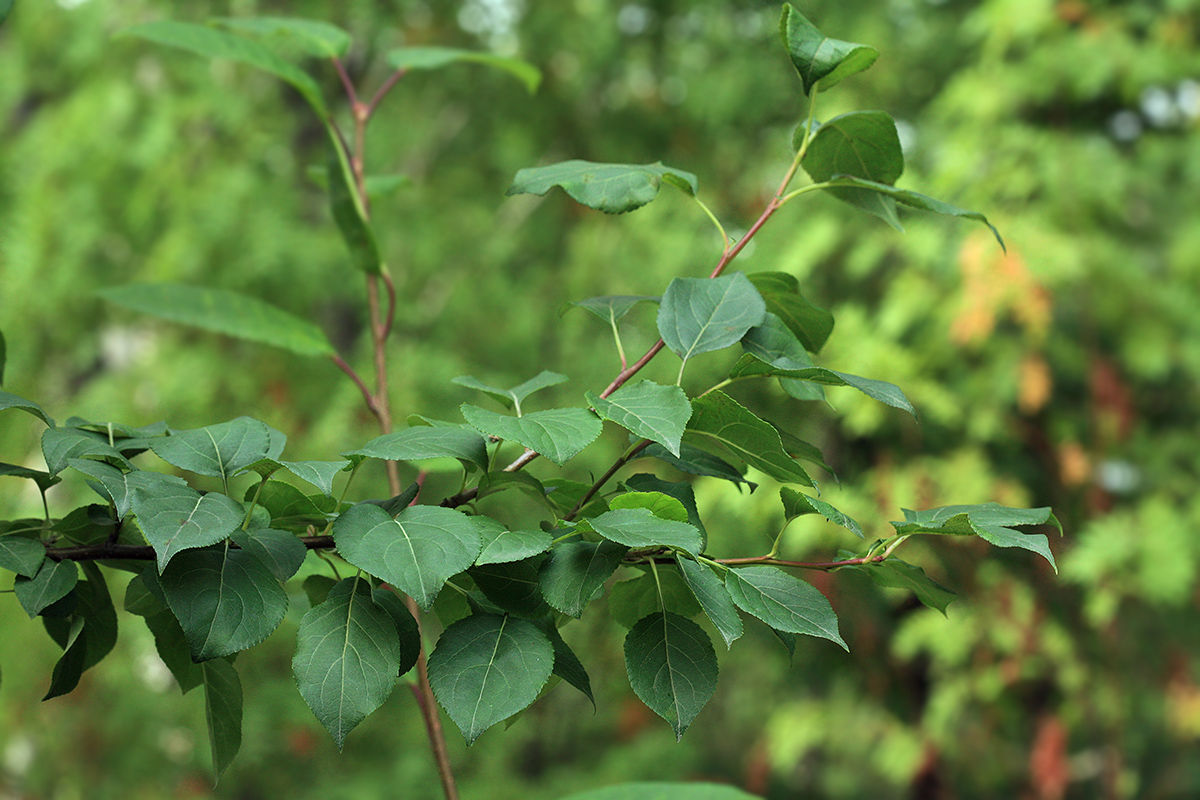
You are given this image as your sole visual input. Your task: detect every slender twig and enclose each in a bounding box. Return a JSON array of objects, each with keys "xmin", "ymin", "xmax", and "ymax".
[
  {"xmin": 332, "ymin": 57, "xmax": 360, "ymax": 106},
  {"xmin": 564, "ymin": 439, "xmax": 653, "ymax": 522},
  {"xmin": 717, "ymin": 553, "xmax": 887, "ymax": 570},
  {"xmin": 367, "ymin": 68, "xmax": 408, "ymax": 118},
  {"xmin": 331, "ymin": 353, "xmax": 382, "ymax": 418}
]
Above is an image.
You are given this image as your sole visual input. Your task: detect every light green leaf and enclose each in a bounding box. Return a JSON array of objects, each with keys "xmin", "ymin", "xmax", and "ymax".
[
  {"xmin": 730, "ymin": 353, "xmax": 915, "ymax": 417},
  {"xmin": 460, "ymin": 405, "xmax": 601, "ymax": 466},
  {"xmin": 130, "ymin": 484, "xmax": 246, "ymax": 571},
  {"xmin": 428, "ymin": 614, "xmax": 555, "ymax": 745},
  {"xmin": 0, "ymin": 389, "xmax": 54, "ymax": 427},
  {"xmin": 779, "ymin": 5, "xmax": 878, "ymax": 96},
  {"xmin": 569, "ymin": 295, "xmax": 659, "ymax": 323},
  {"xmin": 14, "ymin": 559, "xmax": 78, "ymax": 619},
  {"xmin": 538, "ymin": 541, "xmax": 628, "ymax": 618},
  {"xmin": 387, "ymin": 46, "xmax": 541, "ymax": 93},
  {"xmin": 801, "ymin": 111, "xmax": 905, "ymax": 229},
  {"xmin": 890, "ymin": 503, "xmax": 1061, "ymax": 571},
  {"xmin": 453, "ymin": 370, "xmax": 568, "ymax": 414},
  {"xmin": 215, "ymin": 16, "xmax": 351, "ymax": 59},
  {"xmin": 325, "ymin": 138, "xmax": 383, "ymax": 275},
  {"xmin": 347, "ymin": 426, "xmax": 489, "ymax": 471},
  {"xmin": 507, "ymin": 160, "xmax": 697, "ymax": 214},
  {"xmin": 856, "ymin": 559, "xmax": 958, "ymax": 614},
  {"xmin": 609, "ymin": 568, "xmax": 702, "ymax": 629},
  {"xmin": 150, "ymin": 416, "xmax": 283, "ymax": 480},
  {"xmin": 624, "ymin": 612, "xmax": 717, "ymax": 739},
  {"xmin": 624, "ymin": 474, "xmax": 707, "ymax": 543},
  {"xmin": 201, "ymin": 658, "xmax": 242, "ymax": 784},
  {"xmin": 293, "ymin": 578, "xmax": 401, "ymax": 748},
  {"xmin": 725, "ymin": 566, "xmax": 846, "ymax": 650},
  {"xmin": 562, "ymin": 783, "xmax": 763, "ymax": 800},
  {"xmin": 587, "ymin": 508, "xmax": 702, "ymax": 555},
  {"xmin": 780, "ymin": 487, "xmax": 863, "ymax": 538},
  {"xmin": 686, "ymin": 392, "xmax": 812, "ymax": 486},
  {"xmin": 586, "ymin": 381, "xmax": 692, "ymax": 457},
  {"xmin": 332, "ymin": 503, "xmax": 482, "ymax": 610},
  {"xmin": 745, "ymin": 273, "xmax": 833, "ymax": 354},
  {"xmin": 657, "ymin": 273, "xmax": 766, "ymax": 369},
  {"xmin": 230, "ymin": 528, "xmax": 307, "ymax": 581},
  {"xmin": 610, "ymin": 492, "xmax": 690, "ymax": 524},
  {"xmin": 676, "ymin": 558, "xmax": 743, "ymax": 648},
  {"xmin": 475, "ymin": 526, "xmax": 553, "ymax": 566},
  {"xmin": 0, "ymin": 534, "xmax": 46, "ymax": 578}
]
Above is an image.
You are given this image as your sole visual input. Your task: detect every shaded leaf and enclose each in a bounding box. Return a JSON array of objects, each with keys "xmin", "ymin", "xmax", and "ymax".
[
  {"xmin": 0, "ymin": 534, "xmax": 46, "ymax": 578},
  {"xmin": 658, "ymin": 273, "xmax": 766, "ymax": 369},
  {"xmin": 43, "ymin": 617, "xmax": 86, "ymax": 701},
  {"xmin": 475, "ymin": 526, "xmax": 553, "ymax": 566},
  {"xmin": 725, "ymin": 566, "xmax": 846, "ymax": 650},
  {"xmin": 686, "ymin": 392, "xmax": 813, "ymax": 486},
  {"xmin": 201, "ymin": 658, "xmax": 242, "ymax": 784},
  {"xmin": 0, "ymin": 389, "xmax": 54, "ymax": 427},
  {"xmin": 730, "ymin": 353, "xmax": 915, "ymax": 417},
  {"xmin": 587, "ymin": 381, "xmax": 692, "ymax": 457},
  {"xmin": 587, "ymin": 508, "xmax": 702, "ymax": 555},
  {"xmin": 625, "ymin": 612, "xmax": 717, "ymax": 739},
  {"xmin": 470, "ymin": 559, "xmax": 551, "ymax": 618},
  {"xmin": 130, "ymin": 484, "xmax": 245, "ymax": 572},
  {"xmin": 144, "ymin": 609, "xmax": 204, "ymax": 694},
  {"xmin": 387, "ymin": 46, "xmax": 541, "ymax": 93},
  {"xmin": 780, "ymin": 487, "xmax": 863, "ymax": 538},
  {"xmin": 676, "ymin": 558, "xmax": 743, "ymax": 648},
  {"xmin": 0, "ymin": 462, "xmax": 59, "ymax": 492},
  {"xmin": 561, "ymin": 783, "xmax": 763, "ymax": 800},
  {"xmin": 325, "ymin": 138, "xmax": 382, "ymax": 275},
  {"xmin": 535, "ymin": 619, "xmax": 594, "ymax": 707},
  {"xmin": 42, "ymin": 565, "xmax": 118, "ymax": 696},
  {"xmin": 856, "ymin": 559, "xmax": 958, "ymax": 614},
  {"xmin": 41, "ymin": 427, "xmax": 131, "ymax": 477},
  {"xmin": 779, "ymin": 4, "xmax": 878, "ymax": 95},
  {"xmin": 15, "ymin": 559, "xmax": 78, "ymax": 619},
  {"xmin": 624, "ymin": 474, "xmax": 707, "ymax": 544},
  {"xmin": 460, "ymin": 405, "xmax": 602, "ymax": 466},
  {"xmin": 641, "ymin": 442, "xmax": 755, "ymax": 490},
  {"xmin": 745, "ymin": 274, "xmax": 833, "ymax": 355},
  {"xmin": 539, "ymin": 541, "xmax": 628, "ymax": 618},
  {"xmin": 507, "ymin": 160, "xmax": 697, "ymax": 214},
  {"xmin": 891, "ymin": 503, "xmax": 1062, "ymax": 571},
  {"xmin": 609, "ymin": 568, "xmax": 702, "ymax": 629},
  {"xmin": 370, "ymin": 586, "xmax": 421, "ymax": 678},
  {"xmin": 348, "ymin": 426, "xmax": 489, "ymax": 472},
  {"xmin": 230, "ymin": 528, "xmax": 307, "ymax": 581}
]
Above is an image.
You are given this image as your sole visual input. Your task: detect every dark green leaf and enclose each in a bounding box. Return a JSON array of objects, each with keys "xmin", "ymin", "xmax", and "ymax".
[
  {"xmin": 569, "ymin": 295, "xmax": 659, "ymax": 323},
  {"xmin": 657, "ymin": 274, "xmax": 767, "ymax": 369},
  {"xmin": 236, "ymin": 459, "xmax": 350, "ymax": 496},
  {"xmin": 302, "ymin": 575, "xmax": 337, "ymax": 608},
  {"xmin": 538, "ymin": 541, "xmax": 628, "ymax": 618},
  {"xmin": 453, "ymin": 370, "xmax": 568, "ymax": 414},
  {"xmin": 475, "ymin": 471, "xmax": 549, "ymax": 505},
  {"xmin": 144, "ymin": 609, "xmax": 204, "ymax": 694},
  {"xmin": 476, "ymin": 526, "xmax": 553, "ymax": 566},
  {"xmin": 686, "ymin": 392, "xmax": 813, "ymax": 486},
  {"xmin": 293, "ymin": 577, "xmax": 401, "ymax": 748},
  {"xmin": 730, "ymin": 353, "xmax": 915, "ymax": 416},
  {"xmin": 230, "ymin": 528, "xmax": 307, "ymax": 581},
  {"xmin": 333, "ymin": 503, "xmax": 482, "ymax": 610},
  {"xmin": 216, "ymin": 16, "xmax": 351, "ymax": 59},
  {"xmin": 561, "ymin": 782, "xmax": 763, "ymax": 800},
  {"xmin": 370, "ymin": 586, "xmax": 421, "ymax": 678},
  {"xmin": 542, "ymin": 479, "xmax": 609, "ymax": 517},
  {"xmin": 100, "ymin": 283, "xmax": 335, "ymax": 357},
  {"xmin": 149, "ymin": 416, "xmax": 283, "ymax": 479},
  {"xmin": 507, "ymin": 160, "xmax": 697, "ymax": 214},
  {"xmin": 41, "ymin": 427, "xmax": 130, "ymax": 477},
  {"xmin": 201, "ymin": 658, "xmax": 242, "ymax": 784},
  {"xmin": 891, "ymin": 503, "xmax": 1061, "ymax": 571},
  {"xmin": 745, "ymin": 274, "xmax": 833, "ymax": 354},
  {"xmin": 676, "ymin": 558, "xmax": 743, "ymax": 648},
  {"xmin": 624, "ymin": 612, "xmax": 717, "ymax": 739},
  {"xmin": 0, "ymin": 463, "xmax": 58, "ymax": 493},
  {"xmin": 130, "ymin": 484, "xmax": 245, "ymax": 571},
  {"xmin": 0, "ymin": 389, "xmax": 54, "ymax": 427},
  {"xmin": 460, "ymin": 405, "xmax": 602, "ymax": 466},
  {"xmin": 428, "ymin": 614, "xmax": 555, "ymax": 744},
  {"xmin": 469, "ymin": 559, "xmax": 551, "ymax": 619},
  {"xmin": 68, "ymin": 459, "xmax": 159, "ymax": 519},
  {"xmin": 347, "ymin": 426, "xmax": 489, "ymax": 472},
  {"xmin": 801, "ymin": 111, "xmax": 905, "ymax": 229},
  {"xmin": 641, "ymin": 442, "xmax": 755, "ymax": 489},
  {"xmin": 43, "ymin": 616, "xmax": 86, "ymax": 701},
  {"xmin": 856, "ymin": 559, "xmax": 958, "ymax": 614},
  {"xmin": 587, "ymin": 381, "xmax": 692, "ymax": 457},
  {"xmin": 387, "ymin": 46, "xmax": 541, "ymax": 93},
  {"xmin": 43, "ymin": 565, "xmax": 118, "ymax": 694},
  {"xmin": 248, "ymin": 480, "xmax": 335, "ymax": 529},
  {"xmin": 124, "ymin": 574, "xmax": 166, "ymax": 617},
  {"xmin": 609, "ymin": 568, "xmax": 702, "ymax": 629},
  {"xmin": 778, "ymin": 5, "xmax": 878, "ymax": 96},
  {"xmin": 725, "ymin": 566, "xmax": 846, "ymax": 650},
  {"xmin": 0, "ymin": 328, "xmax": 4, "ymax": 382},
  {"xmin": 536, "ymin": 619, "xmax": 594, "ymax": 707},
  {"xmin": 587, "ymin": 508, "xmax": 702, "ymax": 555},
  {"xmin": 780, "ymin": 487, "xmax": 863, "ymax": 538},
  {"xmin": 0, "ymin": 534, "xmax": 46, "ymax": 577},
  {"xmin": 325, "ymin": 138, "xmax": 382, "ymax": 275},
  {"xmin": 14, "ymin": 559, "xmax": 78, "ymax": 618}
]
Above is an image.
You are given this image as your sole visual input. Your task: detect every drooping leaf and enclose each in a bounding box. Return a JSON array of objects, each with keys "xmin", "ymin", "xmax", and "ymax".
[
  {"xmin": 725, "ymin": 566, "xmax": 846, "ymax": 650},
  {"xmin": 676, "ymin": 557, "xmax": 743, "ymax": 648},
  {"xmin": 801, "ymin": 111, "xmax": 905, "ymax": 229},
  {"xmin": 475, "ymin": 526, "xmax": 553, "ymax": 566},
  {"xmin": 347, "ymin": 426, "xmax": 489, "ymax": 472},
  {"xmin": 43, "ymin": 616, "xmax": 85, "ymax": 701},
  {"xmin": 745, "ymin": 274, "xmax": 834, "ymax": 354},
  {"xmin": 475, "ymin": 471, "xmax": 550, "ymax": 506},
  {"xmin": 641, "ymin": 442, "xmax": 755, "ymax": 490},
  {"xmin": 293, "ymin": 578, "xmax": 401, "ymax": 748},
  {"xmin": 780, "ymin": 487, "xmax": 863, "ymax": 538},
  {"xmin": 100, "ymin": 283, "xmax": 335, "ymax": 357},
  {"xmin": 247, "ymin": 480, "xmax": 335, "ymax": 530},
  {"xmin": 739, "ymin": 311, "xmax": 824, "ymax": 403},
  {"xmin": 535, "ymin": 619, "xmax": 594, "ymax": 707},
  {"xmin": 586, "ymin": 381, "xmax": 692, "ymax": 457},
  {"xmin": 370, "ymin": 586, "xmax": 421, "ymax": 678},
  {"xmin": 821, "ymin": 175, "xmax": 1006, "ymax": 250},
  {"xmin": 730, "ymin": 354, "xmax": 916, "ymax": 417},
  {"xmin": 201, "ymin": 657, "xmax": 242, "ymax": 784},
  {"xmin": 0, "ymin": 463, "xmax": 58, "ymax": 493},
  {"xmin": 68, "ymin": 460, "xmax": 169, "ymax": 520},
  {"xmin": 14, "ymin": 559, "xmax": 78, "ymax": 619},
  {"xmin": 149, "ymin": 416, "xmax": 282, "ymax": 480},
  {"xmin": 779, "ymin": 5, "xmax": 878, "ymax": 95},
  {"xmin": 507, "ymin": 160, "xmax": 697, "ymax": 214},
  {"xmin": 562, "ymin": 783, "xmax": 763, "ymax": 800},
  {"xmin": 230, "ymin": 528, "xmax": 307, "ymax": 581},
  {"xmin": 469, "ymin": 559, "xmax": 551, "ymax": 619},
  {"xmin": 657, "ymin": 273, "xmax": 767, "ymax": 370},
  {"xmin": 453, "ymin": 370, "xmax": 568, "ymax": 414},
  {"xmin": 215, "ymin": 16, "xmax": 351, "ymax": 59},
  {"xmin": 538, "ymin": 541, "xmax": 628, "ymax": 618},
  {"xmin": 0, "ymin": 534, "xmax": 46, "ymax": 578},
  {"xmin": 0, "ymin": 389, "xmax": 54, "ymax": 427},
  {"xmin": 428, "ymin": 614, "xmax": 555, "ymax": 745},
  {"xmin": 625, "ymin": 612, "xmax": 717, "ymax": 739},
  {"xmin": 332, "ymin": 503, "xmax": 482, "ymax": 610},
  {"xmin": 890, "ymin": 503, "xmax": 1062, "ymax": 571},
  {"xmin": 325, "ymin": 138, "xmax": 383, "ymax": 276},
  {"xmin": 609, "ymin": 568, "xmax": 702, "ymax": 629},
  {"xmin": 42, "ymin": 565, "xmax": 118, "ymax": 693},
  {"xmin": 130, "ymin": 484, "xmax": 246, "ymax": 572},
  {"xmin": 460, "ymin": 405, "xmax": 602, "ymax": 466},
  {"xmin": 854, "ymin": 558, "xmax": 958, "ymax": 614},
  {"xmin": 387, "ymin": 46, "xmax": 541, "ymax": 93},
  {"xmin": 277, "ymin": 460, "xmax": 351, "ymax": 496},
  {"xmin": 569, "ymin": 295, "xmax": 659, "ymax": 323},
  {"xmin": 686, "ymin": 392, "xmax": 813, "ymax": 486},
  {"xmin": 144, "ymin": 609, "xmax": 204, "ymax": 694},
  {"xmin": 586, "ymin": 508, "xmax": 703, "ymax": 556}
]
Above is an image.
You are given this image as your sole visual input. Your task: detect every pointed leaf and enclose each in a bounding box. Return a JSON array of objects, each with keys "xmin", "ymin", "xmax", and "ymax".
[
  {"xmin": 538, "ymin": 541, "xmax": 628, "ymax": 618},
  {"xmin": 325, "ymin": 137, "xmax": 382, "ymax": 275},
  {"xmin": 569, "ymin": 295, "xmax": 659, "ymax": 323},
  {"xmin": 891, "ymin": 503, "xmax": 1061, "ymax": 571},
  {"xmin": 230, "ymin": 528, "xmax": 307, "ymax": 581},
  {"xmin": 507, "ymin": 160, "xmax": 697, "ymax": 214},
  {"xmin": 388, "ymin": 46, "xmax": 541, "ymax": 93},
  {"xmin": 41, "ymin": 427, "xmax": 131, "ymax": 477},
  {"xmin": 686, "ymin": 392, "xmax": 813, "ymax": 486},
  {"xmin": 14, "ymin": 559, "xmax": 78, "ymax": 619},
  {"xmin": 856, "ymin": 558, "xmax": 958, "ymax": 614},
  {"xmin": 332, "ymin": 503, "xmax": 482, "ymax": 610},
  {"xmin": 42, "ymin": 565, "xmax": 117, "ymax": 690},
  {"xmin": 657, "ymin": 273, "xmax": 767, "ymax": 367},
  {"xmin": 780, "ymin": 487, "xmax": 863, "ymax": 538},
  {"xmin": 745, "ymin": 274, "xmax": 833, "ymax": 354},
  {"xmin": 725, "ymin": 566, "xmax": 846, "ymax": 650},
  {"xmin": 453, "ymin": 370, "xmax": 568, "ymax": 414},
  {"xmin": 470, "ymin": 559, "xmax": 551, "ymax": 619},
  {"xmin": 370, "ymin": 586, "xmax": 421, "ymax": 678},
  {"xmin": 587, "ymin": 508, "xmax": 702, "ymax": 555},
  {"xmin": 348, "ymin": 426, "xmax": 489, "ymax": 471},
  {"xmin": 150, "ymin": 416, "xmax": 282, "ymax": 479},
  {"xmin": 676, "ymin": 558, "xmax": 743, "ymax": 648},
  {"xmin": 460, "ymin": 405, "xmax": 601, "ymax": 466},
  {"xmin": 144, "ymin": 609, "xmax": 204, "ymax": 694},
  {"xmin": 587, "ymin": 381, "xmax": 692, "ymax": 457},
  {"xmin": 641, "ymin": 442, "xmax": 755, "ymax": 489},
  {"xmin": 69, "ymin": 459, "xmax": 176, "ymax": 519},
  {"xmin": 625, "ymin": 612, "xmax": 717, "ymax": 739},
  {"xmin": 475, "ymin": 526, "xmax": 553, "ymax": 566},
  {"xmin": 201, "ymin": 658, "xmax": 242, "ymax": 784},
  {"xmin": 779, "ymin": 5, "xmax": 878, "ymax": 96},
  {"xmin": 0, "ymin": 389, "xmax": 54, "ymax": 427},
  {"xmin": 293, "ymin": 578, "xmax": 401, "ymax": 748},
  {"xmin": 43, "ymin": 617, "xmax": 86, "ymax": 701},
  {"xmin": 730, "ymin": 353, "xmax": 915, "ymax": 416},
  {"xmin": 802, "ymin": 111, "xmax": 905, "ymax": 229},
  {"xmin": 130, "ymin": 484, "xmax": 245, "ymax": 571},
  {"xmin": 278, "ymin": 460, "xmax": 351, "ymax": 496},
  {"xmin": 215, "ymin": 16, "xmax": 350, "ymax": 59},
  {"xmin": 428, "ymin": 614, "xmax": 555, "ymax": 744},
  {"xmin": 0, "ymin": 534, "xmax": 46, "ymax": 578},
  {"xmin": 0, "ymin": 463, "xmax": 58, "ymax": 492},
  {"xmin": 536, "ymin": 619, "xmax": 594, "ymax": 706},
  {"xmin": 609, "ymin": 568, "xmax": 702, "ymax": 629}
]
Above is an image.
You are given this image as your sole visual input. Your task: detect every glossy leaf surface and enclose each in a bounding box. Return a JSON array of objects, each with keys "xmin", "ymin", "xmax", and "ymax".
[
  {"xmin": 891, "ymin": 503, "xmax": 1061, "ymax": 571},
  {"xmin": 779, "ymin": 4, "xmax": 878, "ymax": 95},
  {"xmin": 538, "ymin": 541, "xmax": 628, "ymax": 618},
  {"xmin": 686, "ymin": 392, "xmax": 812, "ymax": 486}
]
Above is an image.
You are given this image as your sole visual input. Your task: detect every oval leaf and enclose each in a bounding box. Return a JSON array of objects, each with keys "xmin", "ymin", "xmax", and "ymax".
[
  {"xmin": 347, "ymin": 426, "xmax": 489, "ymax": 472},
  {"xmin": 725, "ymin": 566, "xmax": 846, "ymax": 650},
  {"xmin": 802, "ymin": 111, "xmax": 905, "ymax": 229},
  {"xmin": 676, "ymin": 557, "xmax": 743, "ymax": 648},
  {"xmin": 586, "ymin": 381, "xmax": 692, "ymax": 457},
  {"xmin": 686, "ymin": 392, "xmax": 813, "ymax": 486},
  {"xmin": 587, "ymin": 508, "xmax": 703, "ymax": 555},
  {"xmin": 624, "ymin": 612, "xmax": 717, "ymax": 739},
  {"xmin": 387, "ymin": 46, "xmax": 541, "ymax": 93},
  {"xmin": 15, "ymin": 559, "xmax": 79, "ymax": 619},
  {"xmin": 658, "ymin": 273, "xmax": 767, "ymax": 368},
  {"xmin": 779, "ymin": 5, "xmax": 879, "ymax": 96},
  {"xmin": 460, "ymin": 405, "xmax": 602, "ymax": 466},
  {"xmin": 507, "ymin": 161, "xmax": 698, "ymax": 214},
  {"xmin": 131, "ymin": 485, "xmax": 246, "ymax": 572},
  {"xmin": 538, "ymin": 541, "xmax": 629, "ymax": 618}
]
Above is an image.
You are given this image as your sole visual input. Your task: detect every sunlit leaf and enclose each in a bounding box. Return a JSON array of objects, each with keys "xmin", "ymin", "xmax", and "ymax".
[
  {"xmin": 460, "ymin": 405, "xmax": 602, "ymax": 466},
  {"xmin": 150, "ymin": 416, "xmax": 283, "ymax": 479},
  {"xmin": 347, "ymin": 426, "xmax": 489, "ymax": 472},
  {"xmin": 802, "ymin": 111, "xmax": 905, "ymax": 229},
  {"xmin": 453, "ymin": 370, "xmax": 568, "ymax": 414},
  {"xmin": 586, "ymin": 508, "xmax": 703, "ymax": 555},
  {"xmin": 780, "ymin": 487, "xmax": 863, "ymax": 538},
  {"xmin": 890, "ymin": 503, "xmax": 1062, "ymax": 571},
  {"xmin": 778, "ymin": 5, "xmax": 878, "ymax": 96},
  {"xmin": 685, "ymin": 392, "xmax": 812, "ymax": 486}
]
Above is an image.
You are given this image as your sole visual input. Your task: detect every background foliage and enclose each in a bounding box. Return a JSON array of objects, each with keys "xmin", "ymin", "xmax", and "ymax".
[{"xmin": 1, "ymin": 0, "xmax": 1198, "ymax": 798}]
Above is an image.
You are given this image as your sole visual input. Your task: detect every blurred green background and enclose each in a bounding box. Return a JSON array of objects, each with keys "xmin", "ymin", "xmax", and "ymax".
[{"xmin": 2, "ymin": 0, "xmax": 1199, "ymax": 797}]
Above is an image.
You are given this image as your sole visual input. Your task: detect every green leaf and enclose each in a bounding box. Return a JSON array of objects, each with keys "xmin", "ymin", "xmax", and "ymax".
[
  {"xmin": 120, "ymin": 21, "xmax": 327, "ymax": 115},
  {"xmin": 325, "ymin": 138, "xmax": 383, "ymax": 275},
  {"xmin": 476, "ymin": 526, "xmax": 553, "ymax": 566},
  {"xmin": 230, "ymin": 528, "xmax": 307, "ymax": 581},
  {"xmin": 686, "ymin": 392, "xmax": 813, "ymax": 486},
  {"xmin": 14, "ymin": 559, "xmax": 78, "ymax": 619},
  {"xmin": 538, "ymin": 541, "xmax": 628, "ymax": 618},
  {"xmin": 543, "ymin": 480, "xmax": 609, "ymax": 518},
  {"xmin": 460, "ymin": 405, "xmax": 602, "ymax": 466},
  {"xmin": 302, "ymin": 575, "xmax": 337, "ymax": 608},
  {"xmin": 0, "ymin": 389, "xmax": 54, "ymax": 427},
  {"xmin": 587, "ymin": 508, "xmax": 702, "ymax": 556},
  {"xmin": 890, "ymin": 503, "xmax": 1062, "ymax": 571},
  {"xmin": 586, "ymin": 382, "xmax": 692, "ymax": 457},
  {"xmin": 201, "ymin": 658, "xmax": 242, "ymax": 784},
  {"xmin": 247, "ymin": 480, "xmax": 335, "ymax": 530},
  {"xmin": 609, "ymin": 568, "xmax": 702, "ymax": 629},
  {"xmin": 293, "ymin": 577, "xmax": 401, "ymax": 748},
  {"xmin": 623, "ymin": 474, "xmax": 707, "ymax": 544},
  {"xmin": 725, "ymin": 566, "xmax": 846, "ymax": 650},
  {"xmin": 821, "ymin": 175, "xmax": 1007, "ymax": 251},
  {"xmin": 507, "ymin": 161, "xmax": 697, "ymax": 214},
  {"xmin": 569, "ymin": 295, "xmax": 659, "ymax": 323},
  {"xmin": 215, "ymin": 16, "xmax": 351, "ymax": 59},
  {"xmin": 641, "ymin": 443, "xmax": 755, "ymax": 490},
  {"xmin": 657, "ymin": 273, "xmax": 766, "ymax": 369},
  {"xmin": 347, "ymin": 426, "xmax": 489, "ymax": 472},
  {"xmin": 130, "ymin": 484, "xmax": 246, "ymax": 572},
  {"xmin": 610, "ymin": 492, "xmax": 690, "ymax": 524},
  {"xmin": 561, "ymin": 782, "xmax": 764, "ymax": 800},
  {"xmin": 428, "ymin": 614, "xmax": 555, "ymax": 744},
  {"xmin": 469, "ymin": 559, "xmax": 551, "ymax": 619},
  {"xmin": 475, "ymin": 471, "xmax": 549, "ymax": 506},
  {"xmin": 277, "ymin": 460, "xmax": 351, "ymax": 496},
  {"xmin": 370, "ymin": 586, "xmax": 421, "ymax": 678},
  {"xmin": 676, "ymin": 557, "xmax": 743, "ymax": 648},
  {"xmin": 41, "ymin": 427, "xmax": 130, "ymax": 477},
  {"xmin": 745, "ymin": 273, "xmax": 834, "ymax": 354},
  {"xmin": 0, "ymin": 463, "xmax": 58, "ymax": 493},
  {"xmin": 730, "ymin": 353, "xmax": 915, "ymax": 417},
  {"xmin": 333, "ymin": 503, "xmax": 482, "ymax": 610},
  {"xmin": 0, "ymin": 534, "xmax": 46, "ymax": 578},
  {"xmin": 100, "ymin": 283, "xmax": 335, "ymax": 357},
  {"xmin": 780, "ymin": 487, "xmax": 863, "ymax": 538},
  {"xmin": 801, "ymin": 111, "xmax": 905, "ymax": 229},
  {"xmin": 856, "ymin": 559, "xmax": 958, "ymax": 614},
  {"xmin": 159, "ymin": 546, "xmax": 289, "ymax": 660},
  {"xmin": 150, "ymin": 416, "xmax": 283, "ymax": 479},
  {"xmin": 387, "ymin": 46, "xmax": 541, "ymax": 93},
  {"xmin": 144, "ymin": 609, "xmax": 204, "ymax": 694},
  {"xmin": 453, "ymin": 370, "xmax": 568, "ymax": 414},
  {"xmin": 778, "ymin": 5, "xmax": 878, "ymax": 96},
  {"xmin": 624, "ymin": 612, "xmax": 717, "ymax": 739},
  {"xmin": 43, "ymin": 565, "xmax": 117, "ymax": 690},
  {"xmin": 536, "ymin": 619, "xmax": 594, "ymax": 706},
  {"xmin": 43, "ymin": 617, "xmax": 86, "ymax": 701}
]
